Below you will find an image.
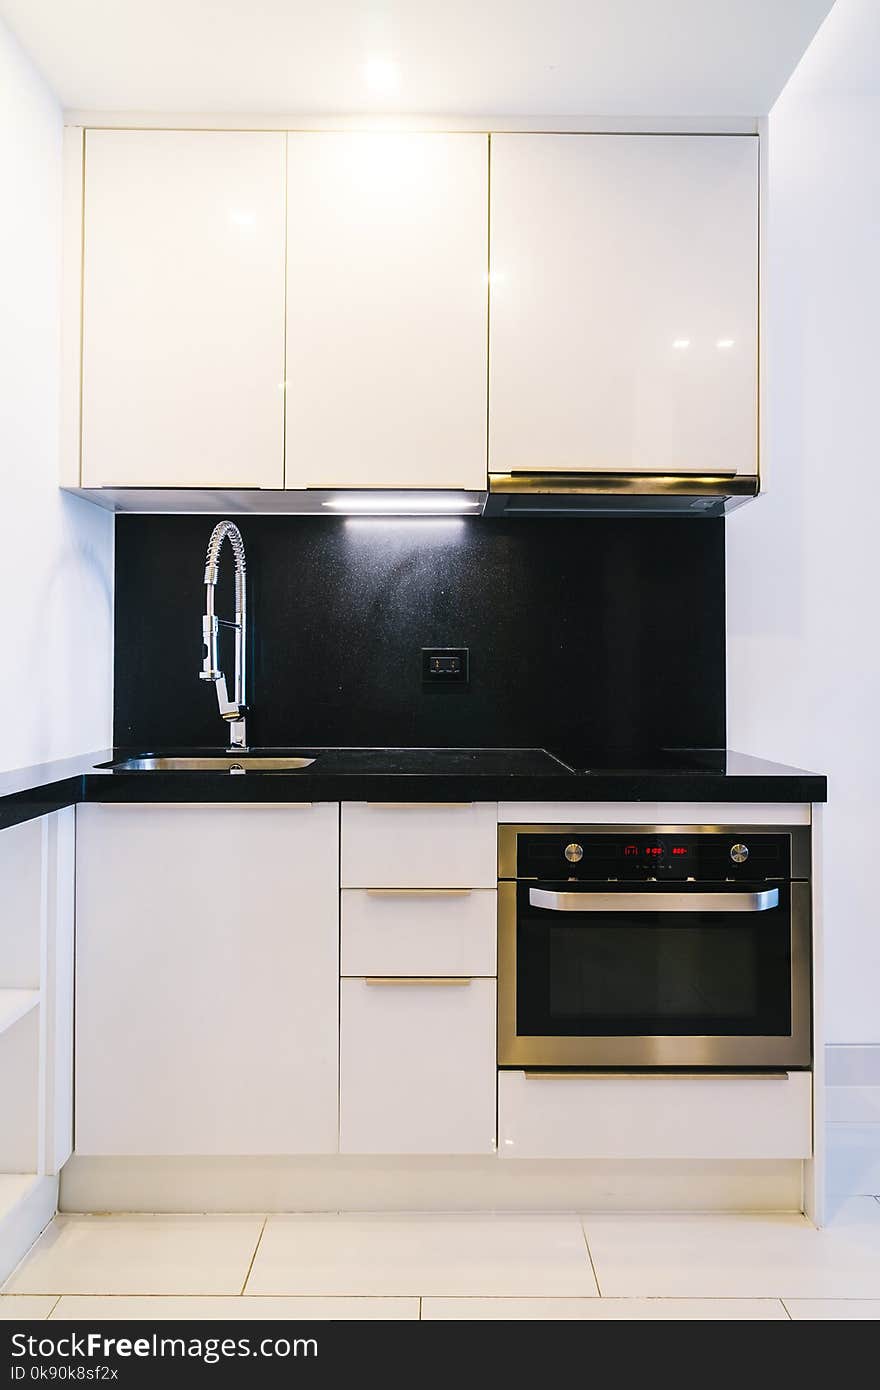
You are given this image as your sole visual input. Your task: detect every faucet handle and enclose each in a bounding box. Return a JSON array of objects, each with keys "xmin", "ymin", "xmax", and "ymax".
[{"xmin": 201, "ymin": 613, "xmax": 220, "ymax": 681}]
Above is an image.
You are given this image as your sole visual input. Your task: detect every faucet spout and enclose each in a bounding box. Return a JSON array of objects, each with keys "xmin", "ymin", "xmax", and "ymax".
[{"xmin": 199, "ymin": 521, "xmax": 248, "ymax": 750}]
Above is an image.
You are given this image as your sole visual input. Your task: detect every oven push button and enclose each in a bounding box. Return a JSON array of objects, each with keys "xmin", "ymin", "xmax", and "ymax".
[
  {"xmin": 730, "ymin": 842, "xmax": 750, "ymax": 864},
  {"xmin": 564, "ymin": 842, "xmax": 584, "ymax": 863}
]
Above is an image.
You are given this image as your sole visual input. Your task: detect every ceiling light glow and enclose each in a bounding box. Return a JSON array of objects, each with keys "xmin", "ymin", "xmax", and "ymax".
[
  {"xmin": 716, "ymin": 338, "xmax": 735, "ymax": 349},
  {"xmin": 672, "ymin": 338, "xmax": 691, "ymax": 349}
]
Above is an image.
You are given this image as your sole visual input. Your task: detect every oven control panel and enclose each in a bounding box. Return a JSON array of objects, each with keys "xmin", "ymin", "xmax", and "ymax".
[{"xmin": 515, "ymin": 832, "xmax": 791, "ymax": 881}]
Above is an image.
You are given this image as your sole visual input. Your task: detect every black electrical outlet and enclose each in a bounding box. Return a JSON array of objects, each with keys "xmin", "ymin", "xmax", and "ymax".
[{"xmin": 422, "ymin": 647, "xmax": 469, "ymax": 684}]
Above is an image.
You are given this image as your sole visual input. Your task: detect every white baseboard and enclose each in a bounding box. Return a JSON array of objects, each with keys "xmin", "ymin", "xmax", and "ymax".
[{"xmin": 59, "ymin": 1155, "xmax": 803, "ymax": 1215}]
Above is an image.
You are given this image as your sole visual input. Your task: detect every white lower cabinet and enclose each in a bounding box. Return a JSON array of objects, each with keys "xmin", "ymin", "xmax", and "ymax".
[
  {"xmin": 75, "ymin": 804, "xmax": 340, "ymax": 1156},
  {"xmin": 340, "ymin": 978, "xmax": 497, "ymax": 1155},
  {"xmin": 498, "ymin": 1069, "xmax": 813, "ymax": 1160}
]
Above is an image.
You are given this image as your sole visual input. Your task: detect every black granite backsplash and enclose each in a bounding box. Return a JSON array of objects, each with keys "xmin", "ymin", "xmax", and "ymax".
[{"xmin": 113, "ymin": 515, "xmax": 725, "ymax": 761}]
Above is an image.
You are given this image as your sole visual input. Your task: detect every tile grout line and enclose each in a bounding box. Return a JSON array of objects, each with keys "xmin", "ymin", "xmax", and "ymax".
[
  {"xmin": 579, "ymin": 1220, "xmax": 603, "ymax": 1297},
  {"xmin": 419, "ymin": 1296, "xmax": 423, "ymax": 1321},
  {"xmin": 780, "ymin": 1299, "xmax": 793, "ymax": 1320},
  {"xmin": 47, "ymin": 1295, "xmax": 62, "ymax": 1320},
  {"xmin": 240, "ymin": 1217, "xmax": 268, "ymax": 1296}
]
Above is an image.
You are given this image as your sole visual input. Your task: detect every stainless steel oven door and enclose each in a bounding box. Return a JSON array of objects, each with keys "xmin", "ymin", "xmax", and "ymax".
[{"xmin": 497, "ymin": 879, "xmax": 812, "ymax": 1068}]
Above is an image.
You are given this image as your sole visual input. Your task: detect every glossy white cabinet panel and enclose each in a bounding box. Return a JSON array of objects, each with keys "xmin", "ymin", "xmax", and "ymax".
[
  {"xmin": 81, "ymin": 131, "xmax": 285, "ymax": 487},
  {"xmin": 340, "ymin": 978, "xmax": 497, "ymax": 1154},
  {"xmin": 0, "ymin": 810, "xmax": 75, "ymax": 1184},
  {"xmin": 75, "ymin": 804, "xmax": 339, "ymax": 1155},
  {"xmin": 498, "ymin": 1070, "xmax": 812, "ymax": 1160},
  {"xmin": 0, "ymin": 818, "xmax": 44, "ymax": 987},
  {"xmin": 341, "ymin": 889, "xmax": 496, "ymax": 977},
  {"xmin": 285, "ymin": 133, "xmax": 488, "ymax": 489},
  {"xmin": 0, "ymin": 1010, "xmax": 39, "ymax": 1172},
  {"xmin": 490, "ymin": 134, "xmax": 758, "ymax": 475},
  {"xmin": 341, "ymin": 802, "xmax": 497, "ymax": 888},
  {"xmin": 41, "ymin": 808, "xmax": 76, "ymax": 1176}
]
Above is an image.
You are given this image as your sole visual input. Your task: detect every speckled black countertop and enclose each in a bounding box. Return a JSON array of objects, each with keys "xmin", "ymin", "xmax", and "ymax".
[{"xmin": 0, "ymin": 746, "xmax": 827, "ymax": 832}]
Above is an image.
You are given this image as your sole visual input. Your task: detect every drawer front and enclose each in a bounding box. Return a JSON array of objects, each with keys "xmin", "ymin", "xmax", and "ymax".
[
  {"xmin": 498, "ymin": 1069, "xmax": 813, "ymax": 1161},
  {"xmin": 340, "ymin": 978, "xmax": 497, "ymax": 1155},
  {"xmin": 341, "ymin": 889, "xmax": 497, "ymax": 977},
  {"xmin": 341, "ymin": 802, "xmax": 497, "ymax": 888}
]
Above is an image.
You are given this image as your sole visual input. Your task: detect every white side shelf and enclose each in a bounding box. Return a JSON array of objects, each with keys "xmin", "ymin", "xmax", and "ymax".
[
  {"xmin": 0, "ymin": 991, "xmax": 39, "ymax": 1040},
  {"xmin": 0, "ymin": 1174, "xmax": 39, "ymax": 1250},
  {"xmin": 0, "ymin": 1174, "xmax": 38, "ymax": 1212},
  {"xmin": 0, "ymin": 1173, "xmax": 56, "ymax": 1286}
]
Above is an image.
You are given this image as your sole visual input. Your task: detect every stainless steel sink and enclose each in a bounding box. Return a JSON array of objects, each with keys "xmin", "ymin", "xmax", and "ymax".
[{"xmin": 101, "ymin": 755, "xmax": 316, "ymax": 773}]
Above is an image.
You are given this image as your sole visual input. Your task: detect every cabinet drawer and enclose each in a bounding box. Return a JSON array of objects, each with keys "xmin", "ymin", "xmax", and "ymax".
[
  {"xmin": 340, "ymin": 978, "xmax": 497, "ymax": 1154},
  {"xmin": 341, "ymin": 802, "xmax": 497, "ymax": 888},
  {"xmin": 341, "ymin": 889, "xmax": 496, "ymax": 977},
  {"xmin": 498, "ymin": 1069, "xmax": 812, "ymax": 1161}
]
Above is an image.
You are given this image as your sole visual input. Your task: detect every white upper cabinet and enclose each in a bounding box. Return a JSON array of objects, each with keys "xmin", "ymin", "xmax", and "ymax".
[
  {"xmin": 285, "ymin": 133, "xmax": 488, "ymax": 490},
  {"xmin": 489, "ymin": 134, "xmax": 759, "ymax": 476},
  {"xmin": 81, "ymin": 130, "xmax": 286, "ymax": 488}
]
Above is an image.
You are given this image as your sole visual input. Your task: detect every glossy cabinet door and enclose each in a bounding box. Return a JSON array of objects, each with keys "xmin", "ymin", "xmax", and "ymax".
[
  {"xmin": 285, "ymin": 133, "xmax": 488, "ymax": 489},
  {"xmin": 81, "ymin": 131, "xmax": 286, "ymax": 488},
  {"xmin": 489, "ymin": 134, "xmax": 759, "ymax": 475},
  {"xmin": 339, "ymin": 978, "xmax": 497, "ymax": 1154},
  {"xmin": 341, "ymin": 802, "xmax": 498, "ymax": 889},
  {"xmin": 498, "ymin": 1069, "xmax": 812, "ymax": 1160},
  {"xmin": 341, "ymin": 889, "xmax": 497, "ymax": 977},
  {"xmin": 75, "ymin": 804, "xmax": 339, "ymax": 1155}
]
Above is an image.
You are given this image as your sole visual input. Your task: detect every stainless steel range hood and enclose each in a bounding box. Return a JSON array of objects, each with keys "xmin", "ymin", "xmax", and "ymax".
[{"xmin": 484, "ymin": 472, "xmax": 759, "ymax": 518}]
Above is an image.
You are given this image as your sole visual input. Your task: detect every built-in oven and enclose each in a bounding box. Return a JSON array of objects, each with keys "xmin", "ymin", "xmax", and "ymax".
[{"xmin": 498, "ymin": 825, "xmax": 811, "ymax": 1069}]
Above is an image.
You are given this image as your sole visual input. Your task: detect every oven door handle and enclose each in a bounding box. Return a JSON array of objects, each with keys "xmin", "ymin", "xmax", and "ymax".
[{"xmin": 528, "ymin": 887, "xmax": 780, "ymax": 913}]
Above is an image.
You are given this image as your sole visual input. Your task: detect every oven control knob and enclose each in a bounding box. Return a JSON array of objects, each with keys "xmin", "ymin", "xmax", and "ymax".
[
  {"xmin": 730, "ymin": 843, "xmax": 750, "ymax": 864},
  {"xmin": 564, "ymin": 842, "xmax": 584, "ymax": 863}
]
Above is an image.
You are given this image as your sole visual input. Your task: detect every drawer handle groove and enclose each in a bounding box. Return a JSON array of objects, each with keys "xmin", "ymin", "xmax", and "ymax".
[
  {"xmin": 363, "ymin": 889, "xmax": 474, "ymax": 898},
  {"xmin": 364, "ymin": 802, "xmax": 475, "ymax": 809},
  {"xmin": 364, "ymin": 977, "xmax": 474, "ymax": 987}
]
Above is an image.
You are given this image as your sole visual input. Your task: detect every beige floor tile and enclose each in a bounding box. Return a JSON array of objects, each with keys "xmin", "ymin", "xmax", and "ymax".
[
  {"xmin": 783, "ymin": 1299, "xmax": 880, "ymax": 1320},
  {"xmin": 423, "ymin": 1297, "xmax": 788, "ymax": 1320},
  {"xmin": 51, "ymin": 1295, "xmax": 418, "ymax": 1320},
  {"xmin": 0, "ymin": 1296, "xmax": 57, "ymax": 1320},
  {"xmin": 583, "ymin": 1200, "xmax": 880, "ymax": 1299},
  {"xmin": 4, "ymin": 1216, "xmax": 264, "ymax": 1296},
  {"xmin": 247, "ymin": 1214, "xmax": 598, "ymax": 1297}
]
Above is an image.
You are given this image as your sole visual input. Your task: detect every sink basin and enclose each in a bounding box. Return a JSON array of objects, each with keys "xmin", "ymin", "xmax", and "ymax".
[{"xmin": 100, "ymin": 755, "xmax": 316, "ymax": 773}]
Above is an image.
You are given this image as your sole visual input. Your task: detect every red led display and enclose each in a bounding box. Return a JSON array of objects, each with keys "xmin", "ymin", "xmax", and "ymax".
[
  {"xmin": 644, "ymin": 846, "xmax": 663, "ymax": 857},
  {"xmin": 672, "ymin": 846, "xmax": 689, "ymax": 856},
  {"xmin": 624, "ymin": 845, "xmax": 639, "ymax": 856}
]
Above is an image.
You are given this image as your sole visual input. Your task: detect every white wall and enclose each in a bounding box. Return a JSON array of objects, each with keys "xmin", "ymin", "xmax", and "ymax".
[
  {"xmin": 0, "ymin": 20, "xmax": 112, "ymax": 771},
  {"xmin": 728, "ymin": 0, "xmax": 880, "ymax": 1044}
]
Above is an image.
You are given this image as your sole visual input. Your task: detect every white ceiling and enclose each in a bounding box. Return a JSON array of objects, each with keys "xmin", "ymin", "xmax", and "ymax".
[{"xmin": 0, "ymin": 0, "xmax": 835, "ymax": 117}]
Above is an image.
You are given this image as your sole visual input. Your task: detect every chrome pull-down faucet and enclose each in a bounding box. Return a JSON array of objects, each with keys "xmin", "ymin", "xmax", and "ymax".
[{"xmin": 199, "ymin": 520, "xmax": 248, "ymax": 750}]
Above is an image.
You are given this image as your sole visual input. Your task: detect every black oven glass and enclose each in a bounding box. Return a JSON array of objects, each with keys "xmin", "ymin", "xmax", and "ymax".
[{"xmin": 516, "ymin": 883, "xmax": 793, "ymax": 1037}]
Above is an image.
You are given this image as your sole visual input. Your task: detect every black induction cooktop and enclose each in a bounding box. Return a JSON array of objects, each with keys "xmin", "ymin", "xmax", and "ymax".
[
  {"xmin": 311, "ymin": 747, "xmax": 575, "ymax": 776},
  {"xmin": 285, "ymin": 746, "xmax": 733, "ymax": 776},
  {"xmin": 555, "ymin": 747, "xmax": 731, "ymax": 775}
]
